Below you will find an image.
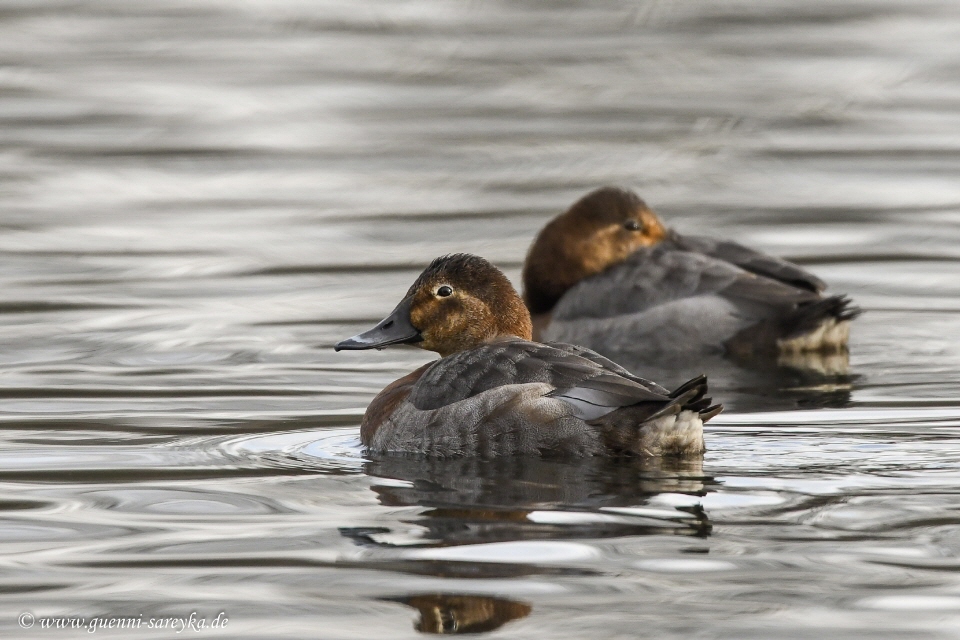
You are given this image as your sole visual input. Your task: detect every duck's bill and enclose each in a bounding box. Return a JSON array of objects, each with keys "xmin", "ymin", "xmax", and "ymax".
[{"xmin": 334, "ymin": 297, "xmax": 423, "ymax": 351}]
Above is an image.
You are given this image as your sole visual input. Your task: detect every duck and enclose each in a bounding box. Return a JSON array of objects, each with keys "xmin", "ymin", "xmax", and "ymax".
[
  {"xmin": 522, "ymin": 186, "xmax": 861, "ymax": 365},
  {"xmin": 335, "ymin": 253, "xmax": 721, "ymax": 458}
]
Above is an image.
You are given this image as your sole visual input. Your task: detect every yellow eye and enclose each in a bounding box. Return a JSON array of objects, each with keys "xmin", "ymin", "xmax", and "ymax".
[{"xmin": 436, "ymin": 285, "xmax": 453, "ymax": 297}]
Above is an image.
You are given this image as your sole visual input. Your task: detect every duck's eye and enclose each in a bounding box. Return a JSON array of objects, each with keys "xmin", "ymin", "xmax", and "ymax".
[
  {"xmin": 436, "ymin": 285, "xmax": 453, "ymax": 297},
  {"xmin": 624, "ymin": 219, "xmax": 642, "ymax": 231}
]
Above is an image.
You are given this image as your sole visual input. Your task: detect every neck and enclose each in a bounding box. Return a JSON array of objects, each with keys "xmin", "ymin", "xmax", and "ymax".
[{"xmin": 492, "ymin": 291, "xmax": 534, "ymax": 342}]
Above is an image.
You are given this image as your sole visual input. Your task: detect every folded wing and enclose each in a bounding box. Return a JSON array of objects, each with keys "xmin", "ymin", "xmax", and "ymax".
[
  {"xmin": 551, "ymin": 244, "xmax": 820, "ymax": 323},
  {"xmin": 408, "ymin": 338, "xmax": 674, "ymax": 420},
  {"xmin": 675, "ymin": 233, "xmax": 826, "ymax": 293}
]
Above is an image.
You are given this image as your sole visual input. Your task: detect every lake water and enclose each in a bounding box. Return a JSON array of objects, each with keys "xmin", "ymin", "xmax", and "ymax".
[{"xmin": 2, "ymin": 1, "xmax": 960, "ymax": 638}]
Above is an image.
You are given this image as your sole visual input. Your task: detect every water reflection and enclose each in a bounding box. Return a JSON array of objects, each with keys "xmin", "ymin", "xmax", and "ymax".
[
  {"xmin": 388, "ymin": 594, "xmax": 531, "ymax": 635},
  {"xmin": 345, "ymin": 455, "xmax": 713, "ymax": 551},
  {"xmin": 344, "ymin": 455, "xmax": 713, "ymax": 634}
]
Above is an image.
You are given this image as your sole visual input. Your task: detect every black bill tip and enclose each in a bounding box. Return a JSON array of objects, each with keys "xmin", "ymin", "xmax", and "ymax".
[{"xmin": 334, "ymin": 297, "xmax": 422, "ymax": 352}]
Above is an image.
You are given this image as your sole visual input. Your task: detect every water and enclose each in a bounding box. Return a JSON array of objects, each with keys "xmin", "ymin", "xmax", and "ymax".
[{"xmin": 2, "ymin": 1, "xmax": 960, "ymax": 637}]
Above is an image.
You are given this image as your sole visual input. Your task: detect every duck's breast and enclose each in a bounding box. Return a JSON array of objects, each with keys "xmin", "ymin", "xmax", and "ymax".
[{"xmin": 361, "ymin": 363, "xmax": 432, "ymax": 446}]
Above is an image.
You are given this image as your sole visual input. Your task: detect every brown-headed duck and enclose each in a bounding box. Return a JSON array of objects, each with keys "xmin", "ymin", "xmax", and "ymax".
[
  {"xmin": 335, "ymin": 254, "xmax": 721, "ymax": 457},
  {"xmin": 522, "ymin": 186, "xmax": 861, "ymax": 364}
]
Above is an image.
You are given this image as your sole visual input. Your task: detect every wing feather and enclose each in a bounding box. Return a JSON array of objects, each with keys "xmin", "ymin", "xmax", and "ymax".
[
  {"xmin": 552, "ymin": 244, "xmax": 820, "ymax": 323},
  {"xmin": 408, "ymin": 339, "xmax": 670, "ymax": 419},
  {"xmin": 675, "ymin": 233, "xmax": 826, "ymax": 293}
]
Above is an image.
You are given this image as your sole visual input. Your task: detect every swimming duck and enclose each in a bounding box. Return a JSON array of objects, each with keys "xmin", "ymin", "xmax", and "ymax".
[
  {"xmin": 522, "ymin": 187, "xmax": 861, "ymax": 364},
  {"xmin": 335, "ymin": 254, "xmax": 721, "ymax": 457}
]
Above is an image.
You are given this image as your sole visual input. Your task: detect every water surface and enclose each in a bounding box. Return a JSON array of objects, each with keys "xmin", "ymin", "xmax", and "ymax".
[{"xmin": 2, "ymin": 1, "xmax": 960, "ymax": 638}]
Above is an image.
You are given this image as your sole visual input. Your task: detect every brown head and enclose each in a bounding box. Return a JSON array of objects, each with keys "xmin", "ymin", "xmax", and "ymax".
[
  {"xmin": 522, "ymin": 186, "xmax": 668, "ymax": 314},
  {"xmin": 335, "ymin": 254, "xmax": 533, "ymax": 358}
]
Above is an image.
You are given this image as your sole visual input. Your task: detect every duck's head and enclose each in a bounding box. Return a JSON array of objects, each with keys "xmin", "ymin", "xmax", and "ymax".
[
  {"xmin": 335, "ymin": 254, "xmax": 533, "ymax": 357},
  {"xmin": 522, "ymin": 186, "xmax": 668, "ymax": 314}
]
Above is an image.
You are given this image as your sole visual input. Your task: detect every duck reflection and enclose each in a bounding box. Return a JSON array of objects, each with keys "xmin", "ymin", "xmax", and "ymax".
[
  {"xmin": 343, "ymin": 455, "xmax": 713, "ymax": 552},
  {"xmin": 348, "ymin": 456, "xmax": 713, "ymax": 634},
  {"xmin": 386, "ymin": 594, "xmax": 531, "ymax": 635}
]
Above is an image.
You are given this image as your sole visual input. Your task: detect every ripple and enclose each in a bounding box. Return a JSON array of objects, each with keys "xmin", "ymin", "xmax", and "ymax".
[
  {"xmin": 0, "ymin": 523, "xmax": 89, "ymax": 542},
  {"xmin": 406, "ymin": 541, "xmax": 602, "ymax": 564},
  {"xmin": 527, "ymin": 509, "xmax": 688, "ymax": 527},
  {"xmin": 221, "ymin": 426, "xmax": 366, "ymax": 474},
  {"xmin": 711, "ymin": 407, "xmax": 960, "ymax": 426},
  {"xmin": 699, "ymin": 492, "xmax": 788, "ymax": 510},
  {"xmin": 80, "ymin": 488, "xmax": 287, "ymax": 516},
  {"xmin": 858, "ymin": 595, "xmax": 960, "ymax": 611},
  {"xmin": 634, "ymin": 558, "xmax": 738, "ymax": 573}
]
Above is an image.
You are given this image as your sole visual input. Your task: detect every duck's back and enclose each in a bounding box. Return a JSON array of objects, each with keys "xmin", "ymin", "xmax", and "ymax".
[{"xmin": 672, "ymin": 234, "xmax": 825, "ymax": 293}]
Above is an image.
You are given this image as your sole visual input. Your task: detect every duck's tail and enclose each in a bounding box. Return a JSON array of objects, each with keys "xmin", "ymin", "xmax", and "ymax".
[
  {"xmin": 728, "ymin": 294, "xmax": 861, "ymax": 359},
  {"xmin": 662, "ymin": 374, "xmax": 723, "ymax": 423},
  {"xmin": 784, "ymin": 295, "xmax": 861, "ymax": 340},
  {"xmin": 593, "ymin": 374, "xmax": 721, "ymax": 456},
  {"xmin": 776, "ymin": 295, "xmax": 861, "ymax": 354}
]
